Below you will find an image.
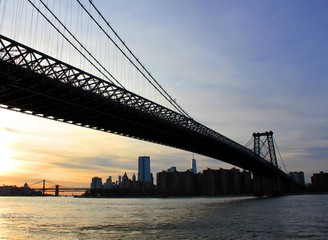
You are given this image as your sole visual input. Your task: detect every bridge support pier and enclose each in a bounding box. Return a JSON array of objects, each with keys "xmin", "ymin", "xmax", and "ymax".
[{"xmin": 42, "ymin": 179, "xmax": 46, "ymax": 196}]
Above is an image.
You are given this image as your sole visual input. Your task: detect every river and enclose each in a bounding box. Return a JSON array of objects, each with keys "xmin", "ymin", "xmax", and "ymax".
[{"xmin": 0, "ymin": 194, "xmax": 327, "ymax": 239}]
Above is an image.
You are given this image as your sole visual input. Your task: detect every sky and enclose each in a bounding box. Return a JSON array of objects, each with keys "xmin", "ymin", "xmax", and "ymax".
[{"xmin": 0, "ymin": 0, "xmax": 328, "ymax": 187}]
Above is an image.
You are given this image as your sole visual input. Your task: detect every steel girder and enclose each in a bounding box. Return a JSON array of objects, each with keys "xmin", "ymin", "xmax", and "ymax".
[{"xmin": 0, "ymin": 35, "xmax": 287, "ymax": 177}]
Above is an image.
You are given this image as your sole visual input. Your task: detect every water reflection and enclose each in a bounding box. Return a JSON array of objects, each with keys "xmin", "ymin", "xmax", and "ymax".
[{"xmin": 0, "ymin": 195, "xmax": 327, "ymax": 239}]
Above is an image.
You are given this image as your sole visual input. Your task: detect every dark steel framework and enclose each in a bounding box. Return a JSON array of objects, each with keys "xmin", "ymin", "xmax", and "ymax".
[
  {"xmin": 0, "ymin": 35, "xmax": 286, "ymax": 176},
  {"xmin": 253, "ymin": 131, "xmax": 278, "ymax": 167}
]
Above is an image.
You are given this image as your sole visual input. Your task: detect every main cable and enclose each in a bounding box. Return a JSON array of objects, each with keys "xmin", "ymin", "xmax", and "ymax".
[
  {"xmin": 27, "ymin": 0, "xmax": 125, "ymax": 89},
  {"xmin": 273, "ymin": 137, "xmax": 287, "ymax": 173},
  {"xmin": 83, "ymin": 0, "xmax": 191, "ymax": 118}
]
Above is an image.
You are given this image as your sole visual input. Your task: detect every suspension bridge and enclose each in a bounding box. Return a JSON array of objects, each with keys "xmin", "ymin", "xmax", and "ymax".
[
  {"xmin": 0, "ymin": 0, "xmax": 303, "ymax": 196},
  {"xmin": 29, "ymin": 179, "xmax": 88, "ymax": 196}
]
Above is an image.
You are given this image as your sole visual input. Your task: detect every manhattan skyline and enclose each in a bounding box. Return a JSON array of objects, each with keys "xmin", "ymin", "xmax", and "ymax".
[{"xmin": 1, "ymin": 0, "xmax": 328, "ymax": 187}]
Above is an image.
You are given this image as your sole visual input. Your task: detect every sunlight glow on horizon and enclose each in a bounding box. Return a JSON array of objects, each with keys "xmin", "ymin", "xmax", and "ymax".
[
  {"xmin": 0, "ymin": 130, "xmax": 19, "ymax": 175},
  {"xmin": 0, "ymin": 109, "xmax": 225, "ymax": 187}
]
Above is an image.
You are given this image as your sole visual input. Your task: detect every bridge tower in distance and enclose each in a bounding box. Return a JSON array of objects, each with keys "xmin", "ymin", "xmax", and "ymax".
[{"xmin": 252, "ymin": 131, "xmax": 281, "ymax": 196}]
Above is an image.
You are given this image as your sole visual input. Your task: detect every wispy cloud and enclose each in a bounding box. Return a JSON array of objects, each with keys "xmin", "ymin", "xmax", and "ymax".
[{"xmin": 249, "ymin": 3, "xmax": 299, "ymax": 34}]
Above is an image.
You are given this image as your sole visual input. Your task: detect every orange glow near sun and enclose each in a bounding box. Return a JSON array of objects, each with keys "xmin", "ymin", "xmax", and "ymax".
[{"xmin": 0, "ymin": 135, "xmax": 17, "ymax": 174}]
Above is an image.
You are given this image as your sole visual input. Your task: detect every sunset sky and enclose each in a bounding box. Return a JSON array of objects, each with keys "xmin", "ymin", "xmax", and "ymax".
[{"xmin": 0, "ymin": 0, "xmax": 327, "ymax": 187}]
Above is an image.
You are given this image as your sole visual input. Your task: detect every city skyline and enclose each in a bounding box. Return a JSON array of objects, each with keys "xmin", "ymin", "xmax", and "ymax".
[{"xmin": 1, "ymin": 0, "xmax": 328, "ymax": 187}]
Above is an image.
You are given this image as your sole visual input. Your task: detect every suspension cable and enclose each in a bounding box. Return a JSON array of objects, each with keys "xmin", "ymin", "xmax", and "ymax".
[
  {"xmin": 0, "ymin": 0, "xmax": 7, "ymax": 33},
  {"xmin": 27, "ymin": 0, "xmax": 125, "ymax": 89},
  {"xmin": 45, "ymin": 180, "xmax": 57, "ymax": 186},
  {"xmin": 244, "ymin": 136, "xmax": 254, "ymax": 148},
  {"xmin": 29, "ymin": 180, "xmax": 44, "ymax": 186},
  {"xmin": 81, "ymin": 0, "xmax": 191, "ymax": 118},
  {"xmin": 273, "ymin": 137, "xmax": 287, "ymax": 173}
]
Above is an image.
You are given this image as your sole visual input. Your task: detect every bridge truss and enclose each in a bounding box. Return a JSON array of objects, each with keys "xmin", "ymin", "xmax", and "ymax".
[{"xmin": 0, "ymin": 34, "xmax": 286, "ymax": 176}]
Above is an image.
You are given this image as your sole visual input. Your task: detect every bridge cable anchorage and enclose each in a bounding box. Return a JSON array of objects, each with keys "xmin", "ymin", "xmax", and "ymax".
[
  {"xmin": 78, "ymin": 0, "xmax": 191, "ymax": 118},
  {"xmin": 27, "ymin": 0, "xmax": 125, "ymax": 90}
]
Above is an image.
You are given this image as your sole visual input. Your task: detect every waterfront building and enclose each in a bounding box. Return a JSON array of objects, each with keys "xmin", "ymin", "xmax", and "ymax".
[
  {"xmin": 157, "ymin": 170, "xmax": 197, "ymax": 196},
  {"xmin": 138, "ymin": 156, "xmax": 151, "ymax": 183},
  {"xmin": 0, "ymin": 185, "xmax": 40, "ymax": 196},
  {"xmin": 90, "ymin": 177, "xmax": 102, "ymax": 189},
  {"xmin": 158, "ymin": 167, "xmax": 253, "ymax": 196},
  {"xmin": 311, "ymin": 171, "xmax": 328, "ymax": 192},
  {"xmin": 201, "ymin": 168, "xmax": 219, "ymax": 195},
  {"xmin": 192, "ymin": 159, "xmax": 197, "ymax": 174},
  {"xmin": 288, "ymin": 172, "xmax": 305, "ymax": 186},
  {"xmin": 201, "ymin": 168, "xmax": 239, "ymax": 195},
  {"xmin": 231, "ymin": 168, "xmax": 242, "ymax": 194},
  {"xmin": 241, "ymin": 170, "xmax": 253, "ymax": 194}
]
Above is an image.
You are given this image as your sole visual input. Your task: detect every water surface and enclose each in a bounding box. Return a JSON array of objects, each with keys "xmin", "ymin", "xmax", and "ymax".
[{"xmin": 0, "ymin": 195, "xmax": 327, "ymax": 239}]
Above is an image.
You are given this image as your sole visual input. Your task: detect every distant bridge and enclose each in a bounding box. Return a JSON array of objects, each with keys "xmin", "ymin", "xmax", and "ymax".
[{"xmin": 29, "ymin": 180, "xmax": 88, "ymax": 196}]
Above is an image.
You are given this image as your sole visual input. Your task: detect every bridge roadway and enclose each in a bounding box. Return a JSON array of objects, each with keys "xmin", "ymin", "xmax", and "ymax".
[
  {"xmin": 32, "ymin": 188, "xmax": 88, "ymax": 192},
  {"xmin": 0, "ymin": 35, "xmax": 287, "ymax": 179}
]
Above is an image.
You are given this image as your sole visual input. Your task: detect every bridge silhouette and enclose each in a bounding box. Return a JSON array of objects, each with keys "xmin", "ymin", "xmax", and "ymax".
[
  {"xmin": 29, "ymin": 180, "xmax": 88, "ymax": 196},
  {"xmin": 0, "ymin": 1, "xmax": 302, "ymax": 196}
]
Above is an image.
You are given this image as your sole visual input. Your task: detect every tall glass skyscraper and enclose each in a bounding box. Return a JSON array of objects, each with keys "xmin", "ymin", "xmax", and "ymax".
[
  {"xmin": 138, "ymin": 156, "xmax": 151, "ymax": 183},
  {"xmin": 192, "ymin": 158, "xmax": 197, "ymax": 174}
]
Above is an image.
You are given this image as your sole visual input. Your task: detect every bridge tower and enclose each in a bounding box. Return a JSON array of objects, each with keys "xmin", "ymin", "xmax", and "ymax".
[
  {"xmin": 252, "ymin": 131, "xmax": 281, "ymax": 196},
  {"xmin": 42, "ymin": 179, "xmax": 46, "ymax": 196},
  {"xmin": 253, "ymin": 131, "xmax": 278, "ymax": 167},
  {"xmin": 55, "ymin": 185, "xmax": 59, "ymax": 197}
]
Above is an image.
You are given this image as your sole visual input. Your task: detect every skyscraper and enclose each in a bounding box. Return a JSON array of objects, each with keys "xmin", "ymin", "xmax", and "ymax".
[
  {"xmin": 90, "ymin": 177, "xmax": 102, "ymax": 189},
  {"xmin": 104, "ymin": 176, "xmax": 112, "ymax": 189},
  {"xmin": 138, "ymin": 156, "xmax": 151, "ymax": 183},
  {"xmin": 192, "ymin": 158, "xmax": 197, "ymax": 174}
]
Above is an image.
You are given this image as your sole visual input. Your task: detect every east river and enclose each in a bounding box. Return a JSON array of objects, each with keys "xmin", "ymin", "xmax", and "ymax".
[{"xmin": 0, "ymin": 194, "xmax": 327, "ymax": 239}]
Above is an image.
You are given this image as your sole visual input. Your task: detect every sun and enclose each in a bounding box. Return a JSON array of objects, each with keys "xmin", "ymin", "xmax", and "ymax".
[{"xmin": 0, "ymin": 141, "xmax": 16, "ymax": 174}]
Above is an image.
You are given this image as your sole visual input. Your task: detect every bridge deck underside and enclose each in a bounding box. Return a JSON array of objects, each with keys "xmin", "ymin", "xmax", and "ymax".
[
  {"xmin": 0, "ymin": 30, "xmax": 291, "ymax": 179},
  {"xmin": 0, "ymin": 61, "xmax": 281, "ymax": 176}
]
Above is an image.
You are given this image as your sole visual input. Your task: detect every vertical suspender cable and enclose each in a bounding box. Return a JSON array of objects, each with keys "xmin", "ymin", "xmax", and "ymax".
[
  {"xmin": 79, "ymin": 0, "xmax": 191, "ymax": 118},
  {"xmin": 273, "ymin": 137, "xmax": 287, "ymax": 173},
  {"xmin": 27, "ymin": 0, "xmax": 125, "ymax": 89}
]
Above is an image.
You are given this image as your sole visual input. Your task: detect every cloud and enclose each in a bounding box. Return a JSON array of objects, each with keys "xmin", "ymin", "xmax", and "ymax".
[
  {"xmin": 4, "ymin": 127, "xmax": 18, "ymax": 133},
  {"xmin": 249, "ymin": 3, "xmax": 299, "ymax": 34}
]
